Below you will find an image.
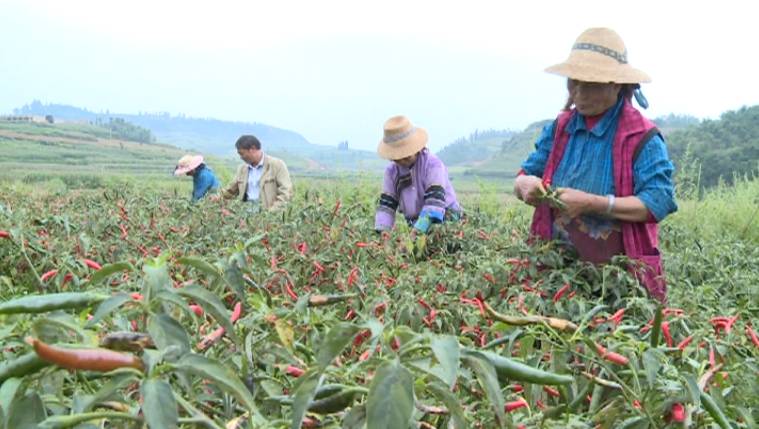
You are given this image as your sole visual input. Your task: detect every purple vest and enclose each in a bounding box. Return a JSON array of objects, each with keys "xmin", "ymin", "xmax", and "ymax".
[{"xmin": 530, "ymin": 99, "xmax": 666, "ymax": 302}]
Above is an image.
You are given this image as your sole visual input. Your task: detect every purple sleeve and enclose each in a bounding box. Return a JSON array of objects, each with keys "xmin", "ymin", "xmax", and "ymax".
[{"xmin": 374, "ymin": 165, "xmax": 398, "ymax": 230}]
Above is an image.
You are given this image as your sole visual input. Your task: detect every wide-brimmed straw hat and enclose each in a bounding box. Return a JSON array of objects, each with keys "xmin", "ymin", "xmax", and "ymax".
[
  {"xmin": 377, "ymin": 115, "xmax": 428, "ymax": 160},
  {"xmin": 545, "ymin": 27, "xmax": 651, "ymax": 84},
  {"xmin": 174, "ymin": 154, "xmax": 204, "ymax": 176}
]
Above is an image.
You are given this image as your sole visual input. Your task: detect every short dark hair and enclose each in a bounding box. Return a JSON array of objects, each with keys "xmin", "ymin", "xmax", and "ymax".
[{"xmin": 235, "ymin": 135, "xmax": 261, "ymax": 150}]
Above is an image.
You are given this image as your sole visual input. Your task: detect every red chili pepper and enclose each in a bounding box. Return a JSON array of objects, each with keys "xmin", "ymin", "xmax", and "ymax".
[
  {"xmin": 710, "ymin": 315, "xmax": 739, "ymax": 337},
  {"xmin": 332, "ymin": 199, "xmax": 341, "ymax": 217},
  {"xmin": 504, "ymin": 397, "xmax": 528, "ymax": 412},
  {"xmin": 297, "ymin": 242, "xmax": 308, "ymax": 255},
  {"xmin": 130, "ymin": 320, "xmax": 139, "ymax": 331},
  {"xmin": 511, "ymin": 384, "xmax": 524, "ymax": 393},
  {"xmin": 482, "ymin": 273, "xmax": 496, "ymax": 284},
  {"xmin": 0, "ymin": 230, "xmax": 10, "ymax": 239},
  {"xmin": 355, "ymin": 242, "xmax": 368, "ymax": 248},
  {"xmin": 358, "ymin": 349, "xmax": 371, "ymax": 362},
  {"xmin": 353, "ymin": 330, "xmax": 371, "ymax": 347},
  {"xmin": 746, "ymin": 325, "xmax": 759, "ymax": 348},
  {"xmin": 594, "ymin": 342, "xmax": 629, "ymax": 365},
  {"xmin": 663, "ymin": 307, "xmax": 684, "ymax": 317},
  {"xmin": 40, "ymin": 269, "xmax": 59, "ymax": 282},
  {"xmin": 633, "ymin": 400, "xmax": 642, "ymax": 409},
  {"xmin": 709, "ymin": 346, "xmax": 716, "ymax": 368},
  {"xmin": 677, "ymin": 335, "xmax": 694, "ymax": 351},
  {"xmin": 189, "ymin": 305, "xmax": 204, "ymax": 317},
  {"xmin": 83, "ymin": 259, "xmax": 102, "ymax": 270},
  {"xmin": 344, "ymin": 308, "xmax": 357, "ymax": 320},
  {"xmin": 284, "ymin": 282, "xmax": 298, "ymax": 301},
  {"xmin": 671, "ymin": 402, "xmax": 685, "ymax": 422},
  {"xmin": 422, "ymin": 309, "xmax": 437, "ymax": 328},
  {"xmin": 552, "ymin": 283, "xmax": 571, "ymax": 303},
  {"xmin": 230, "ymin": 302, "xmax": 242, "ymax": 323},
  {"xmin": 417, "ymin": 298, "xmax": 432, "ymax": 311},
  {"xmin": 285, "ymin": 365, "xmax": 305, "ymax": 377},
  {"xmin": 609, "ymin": 308, "xmax": 625, "ymax": 325},
  {"xmin": 661, "ymin": 321, "xmax": 674, "ymax": 347},
  {"xmin": 435, "ymin": 283, "xmax": 446, "ymax": 293},
  {"xmin": 130, "ymin": 292, "xmax": 144, "ymax": 301},
  {"xmin": 62, "ymin": 273, "xmax": 74, "ymax": 286},
  {"xmin": 374, "ymin": 302, "xmax": 387, "ymax": 317},
  {"xmin": 118, "ymin": 224, "xmax": 128, "ymax": 240},
  {"xmin": 347, "ymin": 267, "xmax": 359, "ymax": 287},
  {"xmin": 391, "ymin": 336, "xmax": 401, "ymax": 351},
  {"xmin": 543, "ymin": 386, "xmax": 560, "ymax": 398}
]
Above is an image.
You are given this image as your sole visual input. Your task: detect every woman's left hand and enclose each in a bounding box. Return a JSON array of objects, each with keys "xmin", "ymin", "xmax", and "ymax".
[{"xmin": 556, "ymin": 187, "xmax": 598, "ymax": 218}]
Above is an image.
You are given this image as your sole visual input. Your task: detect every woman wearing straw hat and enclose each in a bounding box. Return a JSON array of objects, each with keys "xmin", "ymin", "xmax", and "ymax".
[
  {"xmin": 173, "ymin": 154, "xmax": 220, "ymax": 201},
  {"xmin": 375, "ymin": 115, "xmax": 462, "ymax": 234},
  {"xmin": 514, "ymin": 28, "xmax": 677, "ymax": 302}
]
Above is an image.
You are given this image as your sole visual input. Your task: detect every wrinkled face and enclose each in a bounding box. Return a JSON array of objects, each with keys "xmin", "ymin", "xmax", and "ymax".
[
  {"xmin": 569, "ymin": 79, "xmax": 621, "ymax": 116},
  {"xmin": 237, "ymin": 146, "xmax": 263, "ymax": 166},
  {"xmin": 394, "ymin": 152, "xmax": 418, "ymax": 168}
]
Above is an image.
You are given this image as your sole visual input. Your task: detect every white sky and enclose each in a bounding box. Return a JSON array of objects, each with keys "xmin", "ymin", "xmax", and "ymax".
[{"xmin": 1, "ymin": 0, "xmax": 758, "ymax": 151}]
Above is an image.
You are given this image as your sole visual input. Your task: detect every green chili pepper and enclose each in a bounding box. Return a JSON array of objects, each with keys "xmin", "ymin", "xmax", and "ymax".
[
  {"xmin": 700, "ymin": 390, "xmax": 732, "ymax": 429},
  {"xmin": 0, "ymin": 352, "xmax": 51, "ymax": 384},
  {"xmin": 466, "ymin": 349, "xmax": 573, "ymax": 386},
  {"xmin": 0, "ymin": 292, "xmax": 108, "ymax": 315}
]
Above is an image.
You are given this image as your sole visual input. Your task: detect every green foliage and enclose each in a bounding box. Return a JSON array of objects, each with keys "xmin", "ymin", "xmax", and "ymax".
[
  {"xmin": 92, "ymin": 117, "xmax": 155, "ymax": 144},
  {"xmin": 437, "ymin": 129, "xmax": 515, "ymax": 167},
  {"xmin": 667, "ymin": 105, "xmax": 759, "ymax": 187},
  {"xmin": 0, "ymin": 174, "xmax": 757, "ymax": 428}
]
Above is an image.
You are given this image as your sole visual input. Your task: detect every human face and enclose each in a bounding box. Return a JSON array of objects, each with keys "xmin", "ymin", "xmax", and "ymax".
[
  {"xmin": 394, "ymin": 152, "xmax": 418, "ymax": 168},
  {"xmin": 569, "ymin": 79, "xmax": 621, "ymax": 116},
  {"xmin": 237, "ymin": 146, "xmax": 263, "ymax": 166}
]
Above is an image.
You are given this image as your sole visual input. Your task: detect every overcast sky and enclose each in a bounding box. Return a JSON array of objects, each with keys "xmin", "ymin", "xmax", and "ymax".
[{"xmin": 1, "ymin": 0, "xmax": 757, "ymax": 152}]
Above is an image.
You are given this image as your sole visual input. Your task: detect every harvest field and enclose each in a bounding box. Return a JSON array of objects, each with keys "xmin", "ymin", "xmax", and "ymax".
[{"xmin": 0, "ymin": 175, "xmax": 757, "ymax": 429}]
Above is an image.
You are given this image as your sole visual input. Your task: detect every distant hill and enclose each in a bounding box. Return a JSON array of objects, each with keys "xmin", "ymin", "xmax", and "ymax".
[
  {"xmin": 666, "ymin": 105, "xmax": 759, "ymax": 187},
  {"xmin": 438, "ymin": 121, "xmax": 550, "ymax": 179},
  {"xmin": 0, "ymin": 120, "xmax": 198, "ymax": 186},
  {"xmin": 12, "ymin": 101, "xmax": 384, "ymax": 173},
  {"xmin": 437, "ymin": 129, "xmax": 515, "ymax": 166}
]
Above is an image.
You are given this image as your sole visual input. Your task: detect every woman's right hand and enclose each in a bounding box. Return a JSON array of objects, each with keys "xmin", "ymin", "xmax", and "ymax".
[{"xmin": 514, "ymin": 175, "xmax": 546, "ymax": 206}]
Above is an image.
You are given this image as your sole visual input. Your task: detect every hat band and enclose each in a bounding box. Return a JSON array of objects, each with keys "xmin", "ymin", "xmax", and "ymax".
[
  {"xmin": 572, "ymin": 42, "xmax": 627, "ymax": 64},
  {"xmin": 384, "ymin": 127, "xmax": 417, "ymax": 144}
]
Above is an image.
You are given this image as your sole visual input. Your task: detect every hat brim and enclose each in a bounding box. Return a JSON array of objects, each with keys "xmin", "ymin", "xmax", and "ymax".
[
  {"xmin": 377, "ymin": 128, "xmax": 428, "ymax": 160},
  {"xmin": 173, "ymin": 155, "xmax": 204, "ymax": 176},
  {"xmin": 545, "ymin": 62, "xmax": 651, "ymax": 84}
]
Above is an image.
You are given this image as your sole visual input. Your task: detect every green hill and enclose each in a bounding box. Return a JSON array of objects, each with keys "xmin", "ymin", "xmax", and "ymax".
[
  {"xmin": 439, "ymin": 121, "xmax": 550, "ymax": 179},
  {"xmin": 665, "ymin": 106, "xmax": 759, "ymax": 187},
  {"xmin": 12, "ymin": 101, "xmax": 385, "ymax": 173},
  {"xmin": 437, "ymin": 129, "xmax": 515, "ymax": 167},
  {"xmin": 0, "ymin": 121, "xmax": 202, "ymax": 186}
]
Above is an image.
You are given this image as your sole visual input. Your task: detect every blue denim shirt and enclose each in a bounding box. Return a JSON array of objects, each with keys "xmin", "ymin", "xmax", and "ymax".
[
  {"xmin": 192, "ymin": 164, "xmax": 220, "ymax": 201},
  {"xmin": 521, "ymin": 97, "xmax": 677, "ymax": 222}
]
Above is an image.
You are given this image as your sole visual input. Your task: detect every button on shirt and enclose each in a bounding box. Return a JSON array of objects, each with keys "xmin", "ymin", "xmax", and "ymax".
[{"xmin": 245, "ymin": 156, "xmax": 265, "ymax": 202}]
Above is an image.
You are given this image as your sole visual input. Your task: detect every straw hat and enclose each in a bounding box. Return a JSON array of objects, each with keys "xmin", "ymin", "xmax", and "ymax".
[
  {"xmin": 174, "ymin": 154, "xmax": 204, "ymax": 176},
  {"xmin": 545, "ymin": 27, "xmax": 651, "ymax": 84},
  {"xmin": 377, "ymin": 115, "xmax": 429, "ymax": 160}
]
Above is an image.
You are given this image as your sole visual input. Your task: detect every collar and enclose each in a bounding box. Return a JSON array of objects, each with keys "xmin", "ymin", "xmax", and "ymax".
[
  {"xmin": 567, "ymin": 96, "xmax": 625, "ymax": 137},
  {"xmin": 248, "ymin": 153, "xmax": 265, "ymax": 170}
]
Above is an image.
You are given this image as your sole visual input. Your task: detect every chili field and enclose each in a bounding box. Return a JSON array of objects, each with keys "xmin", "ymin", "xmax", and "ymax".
[{"xmin": 0, "ymin": 177, "xmax": 757, "ymax": 429}]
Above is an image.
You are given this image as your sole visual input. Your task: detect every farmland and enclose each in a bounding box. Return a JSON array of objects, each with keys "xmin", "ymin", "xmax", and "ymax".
[{"xmin": 0, "ymin": 166, "xmax": 757, "ymax": 428}]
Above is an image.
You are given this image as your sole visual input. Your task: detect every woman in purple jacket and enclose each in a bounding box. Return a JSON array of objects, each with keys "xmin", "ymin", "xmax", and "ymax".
[{"xmin": 374, "ymin": 115, "xmax": 462, "ymax": 234}]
